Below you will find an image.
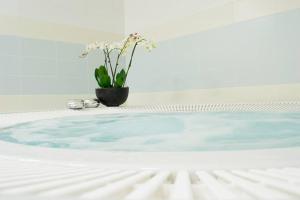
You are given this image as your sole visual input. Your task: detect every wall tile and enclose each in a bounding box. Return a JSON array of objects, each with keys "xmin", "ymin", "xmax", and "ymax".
[
  {"xmin": 0, "ymin": 76, "xmax": 21, "ymax": 94},
  {"xmin": 0, "ymin": 55, "xmax": 21, "ymax": 76},
  {"xmin": 21, "ymin": 76, "xmax": 60, "ymax": 94},
  {"xmin": 86, "ymin": 50, "xmax": 106, "ymax": 69},
  {"xmin": 57, "ymin": 41, "xmax": 84, "ymax": 60},
  {"xmin": 130, "ymin": 9, "xmax": 300, "ymax": 92},
  {"xmin": 0, "ymin": 35, "xmax": 21, "ymax": 56},
  {"xmin": 57, "ymin": 59, "xmax": 87, "ymax": 78},
  {"xmin": 57, "ymin": 76, "xmax": 89, "ymax": 94},
  {"xmin": 21, "ymin": 57, "xmax": 57, "ymax": 77},
  {"xmin": 0, "ymin": 36, "xmax": 94, "ymax": 95},
  {"xmin": 21, "ymin": 38, "xmax": 57, "ymax": 58},
  {"xmin": 88, "ymin": 77, "xmax": 99, "ymax": 93}
]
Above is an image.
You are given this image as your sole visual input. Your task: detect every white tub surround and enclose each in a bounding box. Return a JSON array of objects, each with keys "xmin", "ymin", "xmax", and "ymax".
[
  {"xmin": 0, "ymin": 103, "xmax": 300, "ymax": 200},
  {"xmin": 0, "ymin": 102, "xmax": 300, "ymax": 200}
]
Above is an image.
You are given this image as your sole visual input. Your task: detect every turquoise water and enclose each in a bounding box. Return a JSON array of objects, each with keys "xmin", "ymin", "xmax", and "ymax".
[{"xmin": 0, "ymin": 112, "xmax": 300, "ymax": 151}]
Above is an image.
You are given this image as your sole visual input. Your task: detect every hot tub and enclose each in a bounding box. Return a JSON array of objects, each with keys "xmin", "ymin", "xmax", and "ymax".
[{"xmin": 0, "ymin": 103, "xmax": 299, "ymax": 200}]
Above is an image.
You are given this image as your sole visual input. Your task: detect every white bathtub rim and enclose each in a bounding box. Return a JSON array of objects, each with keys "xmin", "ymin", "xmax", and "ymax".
[{"xmin": 0, "ymin": 140, "xmax": 300, "ymax": 170}]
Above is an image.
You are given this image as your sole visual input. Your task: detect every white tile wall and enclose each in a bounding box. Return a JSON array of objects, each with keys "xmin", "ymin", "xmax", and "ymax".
[
  {"xmin": 0, "ymin": 36, "xmax": 109, "ymax": 95},
  {"xmin": 127, "ymin": 9, "xmax": 300, "ymax": 92}
]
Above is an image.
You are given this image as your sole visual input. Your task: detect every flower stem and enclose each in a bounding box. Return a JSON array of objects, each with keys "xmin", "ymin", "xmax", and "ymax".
[
  {"xmin": 123, "ymin": 42, "xmax": 138, "ymax": 87},
  {"xmin": 113, "ymin": 38, "xmax": 130, "ymax": 85},
  {"xmin": 105, "ymin": 48, "xmax": 115, "ymax": 86},
  {"xmin": 103, "ymin": 50, "xmax": 108, "ymax": 69}
]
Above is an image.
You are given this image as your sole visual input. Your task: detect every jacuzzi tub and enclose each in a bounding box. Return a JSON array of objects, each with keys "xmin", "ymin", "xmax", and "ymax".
[{"xmin": 0, "ymin": 103, "xmax": 300, "ymax": 200}]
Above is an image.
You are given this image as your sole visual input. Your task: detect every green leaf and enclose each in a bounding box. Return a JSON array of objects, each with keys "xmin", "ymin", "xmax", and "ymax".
[
  {"xmin": 98, "ymin": 65, "xmax": 108, "ymax": 75},
  {"xmin": 94, "ymin": 68, "xmax": 100, "ymax": 85},
  {"xmin": 100, "ymin": 74, "xmax": 111, "ymax": 88},
  {"xmin": 115, "ymin": 69, "xmax": 126, "ymax": 88},
  {"xmin": 94, "ymin": 65, "xmax": 112, "ymax": 88}
]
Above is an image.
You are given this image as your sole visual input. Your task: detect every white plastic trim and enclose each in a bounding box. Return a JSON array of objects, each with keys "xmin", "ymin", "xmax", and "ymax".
[{"xmin": 0, "ymin": 158, "xmax": 299, "ymax": 200}]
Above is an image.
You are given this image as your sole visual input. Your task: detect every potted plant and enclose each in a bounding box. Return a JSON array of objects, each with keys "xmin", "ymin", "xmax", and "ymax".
[{"xmin": 80, "ymin": 33, "xmax": 155, "ymax": 106}]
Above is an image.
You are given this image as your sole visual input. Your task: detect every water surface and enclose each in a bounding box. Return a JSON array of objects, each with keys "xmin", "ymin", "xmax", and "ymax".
[{"xmin": 0, "ymin": 112, "xmax": 299, "ymax": 151}]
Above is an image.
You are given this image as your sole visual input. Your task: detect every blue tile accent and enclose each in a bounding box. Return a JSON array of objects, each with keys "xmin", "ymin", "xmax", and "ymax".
[
  {"xmin": 0, "ymin": 76, "xmax": 21, "ymax": 94},
  {"xmin": 57, "ymin": 76, "xmax": 89, "ymax": 94},
  {"xmin": 57, "ymin": 59, "xmax": 87, "ymax": 78},
  {"xmin": 21, "ymin": 57, "xmax": 57, "ymax": 77},
  {"xmin": 57, "ymin": 41, "xmax": 84, "ymax": 60},
  {"xmin": 21, "ymin": 76, "xmax": 61, "ymax": 94},
  {"xmin": 21, "ymin": 38, "xmax": 57, "ymax": 58},
  {"xmin": 0, "ymin": 35, "xmax": 21, "ymax": 56},
  {"xmin": 0, "ymin": 55, "xmax": 21, "ymax": 76},
  {"xmin": 0, "ymin": 36, "xmax": 90, "ymax": 95},
  {"xmin": 129, "ymin": 9, "xmax": 300, "ymax": 92}
]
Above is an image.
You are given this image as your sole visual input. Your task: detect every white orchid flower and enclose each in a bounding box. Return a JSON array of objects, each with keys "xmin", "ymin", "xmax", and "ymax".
[
  {"xmin": 142, "ymin": 40, "xmax": 156, "ymax": 51},
  {"xmin": 86, "ymin": 42, "xmax": 98, "ymax": 51},
  {"xmin": 80, "ymin": 33, "xmax": 156, "ymax": 88},
  {"xmin": 80, "ymin": 42, "xmax": 98, "ymax": 57},
  {"xmin": 99, "ymin": 42, "xmax": 110, "ymax": 51}
]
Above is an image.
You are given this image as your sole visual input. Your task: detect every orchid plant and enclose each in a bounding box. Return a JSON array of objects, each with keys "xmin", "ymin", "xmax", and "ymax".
[{"xmin": 81, "ymin": 33, "xmax": 156, "ymax": 88}]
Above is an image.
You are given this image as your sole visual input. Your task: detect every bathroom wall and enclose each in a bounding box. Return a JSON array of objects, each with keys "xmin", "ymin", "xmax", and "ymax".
[
  {"xmin": 124, "ymin": 0, "xmax": 300, "ymax": 105},
  {"xmin": 127, "ymin": 8, "xmax": 300, "ymax": 91},
  {"xmin": 1, "ymin": 0, "xmax": 300, "ymax": 112},
  {"xmin": 0, "ymin": 0, "xmax": 124, "ymax": 112},
  {"xmin": 0, "ymin": 0, "xmax": 124, "ymax": 42},
  {"xmin": 124, "ymin": 0, "xmax": 300, "ymax": 41}
]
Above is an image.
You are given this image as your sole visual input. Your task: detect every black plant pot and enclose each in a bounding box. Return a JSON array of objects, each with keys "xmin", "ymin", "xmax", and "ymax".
[{"xmin": 95, "ymin": 87, "xmax": 129, "ymax": 107}]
